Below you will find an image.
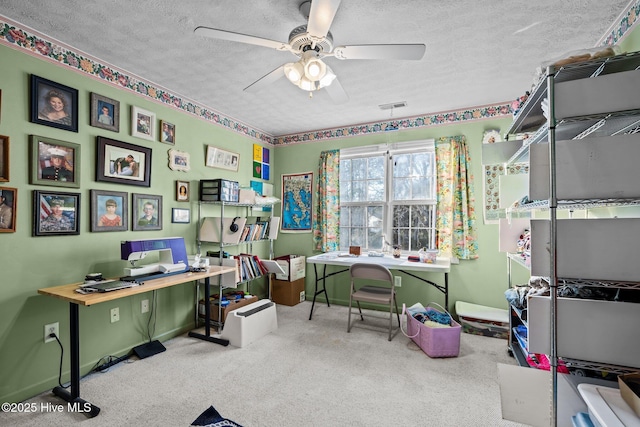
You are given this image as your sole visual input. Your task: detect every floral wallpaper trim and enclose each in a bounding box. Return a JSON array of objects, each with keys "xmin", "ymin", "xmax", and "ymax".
[
  {"xmin": 273, "ymin": 103, "xmax": 514, "ymax": 146},
  {"xmin": 599, "ymin": 0, "xmax": 639, "ymax": 46},
  {"xmin": 0, "ymin": 16, "xmax": 274, "ymax": 145}
]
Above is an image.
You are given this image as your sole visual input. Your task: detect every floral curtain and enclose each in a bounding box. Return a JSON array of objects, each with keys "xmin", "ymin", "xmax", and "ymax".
[
  {"xmin": 435, "ymin": 136, "xmax": 479, "ymax": 259},
  {"xmin": 312, "ymin": 149, "xmax": 340, "ymax": 252}
]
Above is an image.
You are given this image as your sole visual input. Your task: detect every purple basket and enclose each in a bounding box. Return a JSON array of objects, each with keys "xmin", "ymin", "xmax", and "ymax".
[{"xmin": 405, "ymin": 303, "xmax": 461, "ymax": 358}]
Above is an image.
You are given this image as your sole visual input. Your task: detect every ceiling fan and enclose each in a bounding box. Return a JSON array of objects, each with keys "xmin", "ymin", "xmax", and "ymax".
[{"xmin": 194, "ymin": 0, "xmax": 426, "ymax": 103}]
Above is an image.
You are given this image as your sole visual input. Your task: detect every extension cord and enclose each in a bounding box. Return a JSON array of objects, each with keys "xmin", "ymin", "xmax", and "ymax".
[{"xmin": 95, "ymin": 354, "xmax": 129, "ymax": 372}]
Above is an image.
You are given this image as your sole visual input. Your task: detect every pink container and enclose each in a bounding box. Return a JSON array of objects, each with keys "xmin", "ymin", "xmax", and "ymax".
[{"xmin": 404, "ymin": 303, "xmax": 461, "ymax": 358}]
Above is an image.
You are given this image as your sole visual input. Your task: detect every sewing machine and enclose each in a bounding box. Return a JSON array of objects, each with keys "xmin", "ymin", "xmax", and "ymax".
[{"xmin": 120, "ymin": 237, "xmax": 189, "ymax": 279}]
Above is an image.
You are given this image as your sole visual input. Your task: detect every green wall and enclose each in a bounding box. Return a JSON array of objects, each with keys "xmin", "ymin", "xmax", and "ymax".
[{"xmin": 2, "ymin": 19, "xmax": 638, "ymax": 404}]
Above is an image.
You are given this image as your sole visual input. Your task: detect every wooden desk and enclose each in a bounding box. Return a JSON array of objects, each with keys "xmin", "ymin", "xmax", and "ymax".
[
  {"xmin": 306, "ymin": 252, "xmax": 451, "ymax": 320},
  {"xmin": 37, "ymin": 266, "xmax": 235, "ymax": 418}
]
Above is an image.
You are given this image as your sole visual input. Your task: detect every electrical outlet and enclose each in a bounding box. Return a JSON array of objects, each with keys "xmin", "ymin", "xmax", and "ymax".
[
  {"xmin": 141, "ymin": 299, "xmax": 149, "ymax": 314},
  {"xmin": 394, "ymin": 276, "xmax": 402, "ymax": 287},
  {"xmin": 110, "ymin": 307, "xmax": 120, "ymax": 323},
  {"xmin": 44, "ymin": 322, "xmax": 59, "ymax": 343}
]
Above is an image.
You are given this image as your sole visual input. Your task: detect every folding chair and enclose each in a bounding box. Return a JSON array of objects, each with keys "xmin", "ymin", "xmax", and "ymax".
[{"xmin": 347, "ymin": 263, "xmax": 400, "ymax": 341}]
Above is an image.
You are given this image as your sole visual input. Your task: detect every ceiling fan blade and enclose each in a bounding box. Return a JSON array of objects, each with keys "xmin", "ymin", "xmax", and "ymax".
[
  {"xmin": 243, "ymin": 65, "xmax": 285, "ymax": 93},
  {"xmin": 333, "ymin": 44, "xmax": 426, "ymax": 60},
  {"xmin": 306, "ymin": 0, "xmax": 341, "ymax": 39},
  {"xmin": 194, "ymin": 26, "xmax": 291, "ymax": 52},
  {"xmin": 323, "ymin": 77, "xmax": 349, "ymax": 104}
]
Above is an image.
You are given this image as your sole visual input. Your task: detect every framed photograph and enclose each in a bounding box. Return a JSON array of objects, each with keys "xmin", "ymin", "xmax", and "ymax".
[
  {"xmin": 160, "ymin": 120, "xmax": 175, "ymax": 145},
  {"xmin": 0, "ymin": 135, "xmax": 9, "ymax": 182},
  {"xmin": 172, "ymin": 208, "xmax": 190, "ymax": 224},
  {"xmin": 176, "ymin": 180, "xmax": 189, "ymax": 202},
  {"xmin": 168, "ymin": 149, "xmax": 190, "ymax": 172},
  {"xmin": 131, "ymin": 106, "xmax": 156, "ymax": 141},
  {"xmin": 132, "ymin": 193, "xmax": 162, "ymax": 231},
  {"xmin": 29, "ymin": 135, "xmax": 80, "ymax": 188},
  {"xmin": 96, "ymin": 136, "xmax": 151, "ymax": 187},
  {"xmin": 90, "ymin": 93, "xmax": 120, "ymax": 132},
  {"xmin": 0, "ymin": 187, "xmax": 17, "ymax": 233},
  {"xmin": 30, "ymin": 75, "xmax": 78, "ymax": 132},
  {"xmin": 90, "ymin": 189, "xmax": 128, "ymax": 232},
  {"xmin": 0, "ymin": 89, "xmax": 2, "ymax": 123},
  {"xmin": 33, "ymin": 190, "xmax": 80, "ymax": 236},
  {"xmin": 205, "ymin": 145, "xmax": 240, "ymax": 172}
]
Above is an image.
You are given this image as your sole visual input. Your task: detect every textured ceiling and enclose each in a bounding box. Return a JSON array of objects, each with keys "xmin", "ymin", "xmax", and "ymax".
[{"xmin": 0, "ymin": 0, "xmax": 633, "ymax": 137}]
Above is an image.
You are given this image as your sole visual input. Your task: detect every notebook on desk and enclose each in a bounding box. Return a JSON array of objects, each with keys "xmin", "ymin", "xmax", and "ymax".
[{"xmin": 81, "ymin": 280, "xmax": 137, "ymax": 293}]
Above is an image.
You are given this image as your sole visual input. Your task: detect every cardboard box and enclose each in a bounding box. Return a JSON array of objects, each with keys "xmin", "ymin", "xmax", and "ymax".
[
  {"xmin": 272, "ymin": 278, "xmax": 305, "ymax": 306},
  {"xmin": 199, "ymin": 295, "xmax": 258, "ymax": 322},
  {"xmin": 274, "ymin": 255, "xmax": 306, "ymax": 281},
  {"xmin": 619, "ymin": 373, "xmax": 640, "ymax": 417}
]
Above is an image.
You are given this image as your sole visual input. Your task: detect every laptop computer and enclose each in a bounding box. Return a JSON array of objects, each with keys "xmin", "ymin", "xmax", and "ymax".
[{"xmin": 81, "ymin": 280, "xmax": 137, "ymax": 293}]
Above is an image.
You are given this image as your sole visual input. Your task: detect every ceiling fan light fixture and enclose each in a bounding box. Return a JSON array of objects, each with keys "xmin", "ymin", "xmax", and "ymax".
[
  {"xmin": 304, "ymin": 57, "xmax": 326, "ymax": 81},
  {"xmin": 284, "ymin": 61, "xmax": 304, "ymax": 84},
  {"xmin": 318, "ymin": 66, "xmax": 336, "ymax": 88},
  {"xmin": 298, "ymin": 76, "xmax": 316, "ymax": 91}
]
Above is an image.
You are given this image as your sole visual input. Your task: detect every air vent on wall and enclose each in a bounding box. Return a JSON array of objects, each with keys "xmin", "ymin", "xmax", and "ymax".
[{"xmin": 379, "ymin": 101, "xmax": 407, "ymax": 110}]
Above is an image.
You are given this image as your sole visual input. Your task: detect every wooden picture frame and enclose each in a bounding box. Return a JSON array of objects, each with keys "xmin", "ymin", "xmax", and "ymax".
[
  {"xmin": 33, "ymin": 190, "xmax": 80, "ymax": 236},
  {"xmin": 29, "ymin": 135, "xmax": 80, "ymax": 188},
  {"xmin": 205, "ymin": 145, "xmax": 240, "ymax": 172},
  {"xmin": 96, "ymin": 136, "xmax": 151, "ymax": 187},
  {"xmin": 160, "ymin": 120, "xmax": 175, "ymax": 145},
  {"xmin": 176, "ymin": 180, "xmax": 189, "ymax": 202},
  {"xmin": 30, "ymin": 75, "xmax": 78, "ymax": 132},
  {"xmin": 90, "ymin": 93, "xmax": 120, "ymax": 132},
  {"xmin": 171, "ymin": 208, "xmax": 190, "ymax": 224},
  {"xmin": 132, "ymin": 193, "xmax": 162, "ymax": 231},
  {"xmin": 168, "ymin": 149, "xmax": 190, "ymax": 172},
  {"xmin": 0, "ymin": 135, "xmax": 8, "ymax": 182},
  {"xmin": 0, "ymin": 187, "xmax": 17, "ymax": 232},
  {"xmin": 131, "ymin": 106, "xmax": 156, "ymax": 141},
  {"xmin": 90, "ymin": 189, "xmax": 128, "ymax": 232}
]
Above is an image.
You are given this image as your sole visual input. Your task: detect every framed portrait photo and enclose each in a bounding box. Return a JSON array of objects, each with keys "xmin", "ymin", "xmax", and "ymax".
[
  {"xmin": 29, "ymin": 135, "xmax": 80, "ymax": 188},
  {"xmin": 33, "ymin": 190, "xmax": 80, "ymax": 236},
  {"xmin": 168, "ymin": 149, "xmax": 190, "ymax": 172},
  {"xmin": 205, "ymin": 145, "xmax": 240, "ymax": 172},
  {"xmin": 160, "ymin": 120, "xmax": 175, "ymax": 145},
  {"xmin": 90, "ymin": 93, "xmax": 120, "ymax": 132},
  {"xmin": 172, "ymin": 208, "xmax": 190, "ymax": 224},
  {"xmin": 90, "ymin": 189, "xmax": 128, "ymax": 232},
  {"xmin": 131, "ymin": 106, "xmax": 156, "ymax": 141},
  {"xmin": 176, "ymin": 180, "xmax": 189, "ymax": 202},
  {"xmin": 132, "ymin": 193, "xmax": 162, "ymax": 231},
  {"xmin": 0, "ymin": 187, "xmax": 17, "ymax": 233},
  {"xmin": 96, "ymin": 136, "xmax": 151, "ymax": 187},
  {"xmin": 30, "ymin": 75, "xmax": 78, "ymax": 132},
  {"xmin": 0, "ymin": 135, "xmax": 9, "ymax": 182}
]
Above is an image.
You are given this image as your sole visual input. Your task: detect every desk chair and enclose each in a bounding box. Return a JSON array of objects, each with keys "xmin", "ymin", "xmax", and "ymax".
[{"xmin": 347, "ymin": 263, "xmax": 400, "ymax": 341}]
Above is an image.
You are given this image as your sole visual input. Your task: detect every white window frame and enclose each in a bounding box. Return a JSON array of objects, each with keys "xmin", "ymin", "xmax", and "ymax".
[{"xmin": 339, "ymin": 139, "xmax": 436, "ymax": 252}]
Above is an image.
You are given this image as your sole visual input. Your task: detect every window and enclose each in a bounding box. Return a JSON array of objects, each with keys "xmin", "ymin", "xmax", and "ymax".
[{"xmin": 339, "ymin": 140, "xmax": 436, "ymax": 252}]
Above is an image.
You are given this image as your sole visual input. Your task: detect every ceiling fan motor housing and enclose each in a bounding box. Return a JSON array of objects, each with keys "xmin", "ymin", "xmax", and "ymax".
[{"xmin": 288, "ymin": 25, "xmax": 333, "ymax": 55}]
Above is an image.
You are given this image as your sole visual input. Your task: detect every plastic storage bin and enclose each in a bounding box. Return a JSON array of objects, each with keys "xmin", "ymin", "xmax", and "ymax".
[{"xmin": 403, "ymin": 303, "xmax": 461, "ymax": 358}]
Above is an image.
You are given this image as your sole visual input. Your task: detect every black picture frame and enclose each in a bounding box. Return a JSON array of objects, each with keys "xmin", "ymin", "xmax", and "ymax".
[
  {"xmin": 29, "ymin": 135, "xmax": 80, "ymax": 188},
  {"xmin": 96, "ymin": 136, "xmax": 151, "ymax": 187},
  {"xmin": 33, "ymin": 190, "xmax": 80, "ymax": 236},
  {"xmin": 0, "ymin": 134, "xmax": 9, "ymax": 182},
  {"xmin": 90, "ymin": 93, "xmax": 120, "ymax": 132},
  {"xmin": 30, "ymin": 75, "xmax": 79, "ymax": 132},
  {"xmin": 132, "ymin": 193, "xmax": 162, "ymax": 231},
  {"xmin": 90, "ymin": 189, "xmax": 128, "ymax": 232},
  {"xmin": 171, "ymin": 208, "xmax": 190, "ymax": 224}
]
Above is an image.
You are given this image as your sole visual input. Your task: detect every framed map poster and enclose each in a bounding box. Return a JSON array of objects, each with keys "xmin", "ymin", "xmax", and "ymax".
[{"xmin": 281, "ymin": 172, "xmax": 313, "ymax": 233}]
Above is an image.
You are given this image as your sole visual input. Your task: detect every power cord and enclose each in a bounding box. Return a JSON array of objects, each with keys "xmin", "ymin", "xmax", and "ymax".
[
  {"xmin": 145, "ymin": 290, "xmax": 158, "ymax": 343},
  {"xmin": 51, "ymin": 333, "xmax": 66, "ymax": 389}
]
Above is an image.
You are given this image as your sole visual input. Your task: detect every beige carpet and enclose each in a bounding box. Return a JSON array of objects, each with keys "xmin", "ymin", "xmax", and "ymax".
[{"xmin": 4, "ymin": 301, "xmax": 528, "ymax": 426}]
